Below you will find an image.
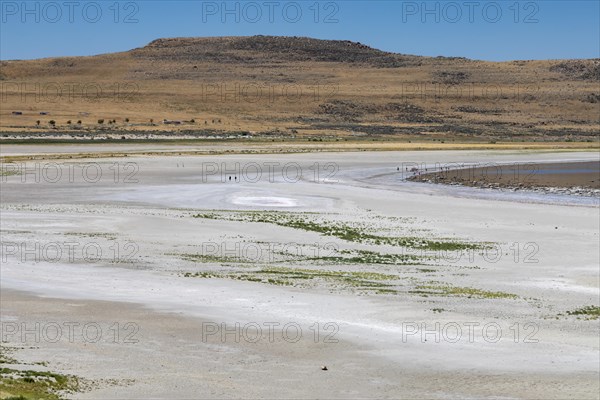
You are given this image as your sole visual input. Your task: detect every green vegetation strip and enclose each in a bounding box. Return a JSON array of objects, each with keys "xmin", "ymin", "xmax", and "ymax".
[
  {"xmin": 409, "ymin": 284, "xmax": 518, "ymax": 299},
  {"xmin": 182, "ymin": 267, "xmax": 517, "ymax": 300},
  {"xmin": 566, "ymin": 305, "xmax": 600, "ymax": 320},
  {"xmin": 193, "ymin": 211, "xmax": 482, "ymax": 251},
  {"xmin": 183, "ymin": 267, "xmax": 400, "ymax": 294},
  {"xmin": 0, "ymin": 368, "xmax": 80, "ymax": 400},
  {"xmin": 179, "ymin": 248, "xmax": 422, "ymax": 266},
  {"xmin": 306, "ymin": 250, "xmax": 421, "ymax": 265}
]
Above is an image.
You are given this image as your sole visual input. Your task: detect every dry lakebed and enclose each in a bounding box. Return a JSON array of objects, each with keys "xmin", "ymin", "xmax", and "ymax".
[{"xmin": 0, "ymin": 146, "xmax": 598, "ymax": 399}]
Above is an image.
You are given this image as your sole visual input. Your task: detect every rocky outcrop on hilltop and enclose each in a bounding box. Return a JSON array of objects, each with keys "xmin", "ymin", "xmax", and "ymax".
[
  {"xmin": 550, "ymin": 59, "xmax": 600, "ymax": 81},
  {"xmin": 133, "ymin": 36, "xmax": 423, "ymax": 67}
]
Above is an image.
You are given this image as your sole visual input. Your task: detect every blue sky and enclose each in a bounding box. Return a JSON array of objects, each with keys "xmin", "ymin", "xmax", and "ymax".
[{"xmin": 1, "ymin": 0, "xmax": 599, "ymax": 61}]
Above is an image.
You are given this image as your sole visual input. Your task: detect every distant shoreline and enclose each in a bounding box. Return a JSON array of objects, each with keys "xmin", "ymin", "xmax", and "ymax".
[
  {"xmin": 0, "ymin": 140, "xmax": 597, "ymax": 163},
  {"xmin": 409, "ymin": 160, "xmax": 600, "ymax": 197}
]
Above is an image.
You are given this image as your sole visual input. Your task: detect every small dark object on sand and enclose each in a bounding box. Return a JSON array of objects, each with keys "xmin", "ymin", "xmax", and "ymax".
[{"xmin": 321, "ymin": 366, "xmax": 328, "ymax": 371}]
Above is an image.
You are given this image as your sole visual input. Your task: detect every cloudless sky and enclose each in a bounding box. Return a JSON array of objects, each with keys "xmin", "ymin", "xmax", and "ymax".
[{"xmin": 1, "ymin": 0, "xmax": 599, "ymax": 61}]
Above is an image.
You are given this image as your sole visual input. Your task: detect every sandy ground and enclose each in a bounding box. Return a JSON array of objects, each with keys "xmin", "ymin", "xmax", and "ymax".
[{"xmin": 1, "ymin": 149, "xmax": 599, "ymax": 399}]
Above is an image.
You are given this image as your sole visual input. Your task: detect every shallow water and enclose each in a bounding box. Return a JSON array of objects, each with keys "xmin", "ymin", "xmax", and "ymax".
[{"xmin": 334, "ymin": 174, "xmax": 597, "ymax": 209}]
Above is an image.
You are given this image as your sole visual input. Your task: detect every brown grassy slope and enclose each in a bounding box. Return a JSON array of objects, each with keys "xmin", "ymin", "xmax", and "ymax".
[{"xmin": 0, "ymin": 36, "xmax": 598, "ymax": 141}]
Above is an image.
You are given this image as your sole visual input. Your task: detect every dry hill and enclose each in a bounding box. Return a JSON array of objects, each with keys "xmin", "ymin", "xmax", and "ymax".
[{"xmin": 1, "ymin": 36, "xmax": 598, "ymax": 142}]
